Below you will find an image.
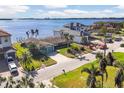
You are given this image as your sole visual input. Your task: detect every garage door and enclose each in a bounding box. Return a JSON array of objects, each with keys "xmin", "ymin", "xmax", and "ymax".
[{"xmin": 0, "ymin": 54, "xmax": 4, "ymax": 60}]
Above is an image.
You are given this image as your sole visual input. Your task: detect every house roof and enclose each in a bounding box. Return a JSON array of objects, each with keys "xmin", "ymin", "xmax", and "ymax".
[
  {"xmin": 64, "ymin": 22, "xmax": 85, "ymax": 27},
  {"xmin": 0, "ymin": 29, "xmax": 11, "ymax": 37},
  {"xmin": 24, "ymin": 38, "xmax": 53, "ymax": 47},
  {"xmin": 41, "ymin": 36, "xmax": 68, "ymax": 45},
  {"xmin": 54, "ymin": 28, "xmax": 81, "ymax": 36}
]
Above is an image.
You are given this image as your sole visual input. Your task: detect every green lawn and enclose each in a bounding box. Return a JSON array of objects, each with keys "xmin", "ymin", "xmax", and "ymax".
[
  {"xmin": 21, "ymin": 58, "xmax": 56, "ymax": 70},
  {"xmin": 52, "ymin": 52, "xmax": 124, "ymax": 88},
  {"xmin": 113, "ymin": 52, "xmax": 124, "ymax": 64},
  {"xmin": 58, "ymin": 47, "xmax": 75, "ymax": 58},
  {"xmin": 13, "ymin": 43, "xmax": 57, "ymax": 70},
  {"xmin": 58, "ymin": 43, "xmax": 92, "ymax": 58}
]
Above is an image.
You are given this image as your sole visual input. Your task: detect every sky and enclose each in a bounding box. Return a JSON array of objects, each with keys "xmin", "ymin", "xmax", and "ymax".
[{"xmin": 0, "ymin": 5, "xmax": 124, "ymax": 18}]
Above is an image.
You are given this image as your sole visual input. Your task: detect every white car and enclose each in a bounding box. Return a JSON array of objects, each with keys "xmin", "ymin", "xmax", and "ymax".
[
  {"xmin": 8, "ymin": 62, "xmax": 18, "ymax": 73},
  {"xmin": 7, "ymin": 57, "xmax": 18, "ymax": 75}
]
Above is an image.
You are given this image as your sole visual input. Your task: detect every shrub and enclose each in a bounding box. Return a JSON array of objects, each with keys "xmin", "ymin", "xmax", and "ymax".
[
  {"xmin": 67, "ymin": 48, "xmax": 71, "ymax": 53},
  {"xmin": 28, "ymin": 44, "xmax": 43, "ymax": 59},
  {"xmin": 71, "ymin": 44, "xmax": 80, "ymax": 51},
  {"xmin": 115, "ymin": 31, "xmax": 121, "ymax": 34},
  {"xmin": 120, "ymin": 43, "xmax": 124, "ymax": 47},
  {"xmin": 96, "ymin": 52, "xmax": 103, "ymax": 59},
  {"xmin": 80, "ymin": 47, "xmax": 85, "ymax": 51}
]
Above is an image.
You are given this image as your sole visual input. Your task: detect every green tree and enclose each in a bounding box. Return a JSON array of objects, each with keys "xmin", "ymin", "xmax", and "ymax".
[
  {"xmin": 81, "ymin": 65, "xmax": 104, "ymax": 88},
  {"xmin": 115, "ymin": 64, "xmax": 124, "ymax": 88}
]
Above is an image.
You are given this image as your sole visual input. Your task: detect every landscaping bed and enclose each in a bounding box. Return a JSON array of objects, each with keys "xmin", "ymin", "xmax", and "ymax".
[
  {"xmin": 57, "ymin": 43, "xmax": 92, "ymax": 58},
  {"xmin": 13, "ymin": 43, "xmax": 57, "ymax": 71},
  {"xmin": 52, "ymin": 52, "xmax": 124, "ymax": 88}
]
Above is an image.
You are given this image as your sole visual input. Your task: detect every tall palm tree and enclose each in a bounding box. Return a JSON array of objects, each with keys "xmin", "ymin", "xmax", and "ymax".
[
  {"xmin": 81, "ymin": 65, "xmax": 104, "ymax": 88},
  {"xmin": 26, "ymin": 31, "xmax": 30, "ymax": 38},
  {"xmin": 107, "ymin": 52, "xmax": 114, "ymax": 66},
  {"xmin": 35, "ymin": 29, "xmax": 39, "ymax": 38},
  {"xmin": 99, "ymin": 58, "xmax": 108, "ymax": 80},
  {"xmin": 115, "ymin": 64, "xmax": 124, "ymax": 88},
  {"xmin": 31, "ymin": 29, "xmax": 35, "ymax": 37}
]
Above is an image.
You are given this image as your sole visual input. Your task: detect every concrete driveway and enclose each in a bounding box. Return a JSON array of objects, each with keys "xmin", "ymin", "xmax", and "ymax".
[
  {"xmin": 0, "ymin": 60, "xmax": 9, "ymax": 73},
  {"xmin": 0, "ymin": 60, "xmax": 24, "ymax": 77},
  {"xmin": 49, "ymin": 53, "xmax": 73, "ymax": 63}
]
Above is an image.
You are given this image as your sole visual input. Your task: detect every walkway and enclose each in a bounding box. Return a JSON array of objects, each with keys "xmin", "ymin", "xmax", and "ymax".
[{"xmin": 49, "ymin": 53, "xmax": 73, "ymax": 63}]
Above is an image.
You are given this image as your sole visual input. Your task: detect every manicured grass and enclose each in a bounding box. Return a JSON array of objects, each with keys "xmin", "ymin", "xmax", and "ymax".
[
  {"xmin": 58, "ymin": 43, "xmax": 92, "ymax": 58},
  {"xmin": 52, "ymin": 52, "xmax": 124, "ymax": 88},
  {"xmin": 13, "ymin": 43, "xmax": 57, "ymax": 70},
  {"xmin": 21, "ymin": 58, "xmax": 56, "ymax": 70},
  {"xmin": 113, "ymin": 52, "xmax": 124, "ymax": 64},
  {"xmin": 52, "ymin": 60, "xmax": 119, "ymax": 88},
  {"xmin": 58, "ymin": 47, "xmax": 75, "ymax": 58}
]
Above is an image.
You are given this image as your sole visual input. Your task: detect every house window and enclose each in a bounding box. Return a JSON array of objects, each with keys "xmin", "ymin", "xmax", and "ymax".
[
  {"xmin": 4, "ymin": 37, "xmax": 8, "ymax": 42},
  {"xmin": 0, "ymin": 37, "xmax": 2, "ymax": 44}
]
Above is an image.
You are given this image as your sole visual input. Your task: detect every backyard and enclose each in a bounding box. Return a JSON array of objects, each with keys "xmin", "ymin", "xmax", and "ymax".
[
  {"xmin": 52, "ymin": 52, "xmax": 124, "ymax": 88},
  {"xmin": 57, "ymin": 43, "xmax": 92, "ymax": 58},
  {"xmin": 13, "ymin": 43, "xmax": 57, "ymax": 70}
]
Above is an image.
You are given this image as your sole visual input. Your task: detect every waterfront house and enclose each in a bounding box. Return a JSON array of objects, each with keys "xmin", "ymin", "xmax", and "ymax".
[
  {"xmin": 0, "ymin": 29, "xmax": 16, "ymax": 60},
  {"xmin": 54, "ymin": 22, "xmax": 91, "ymax": 44},
  {"xmin": 23, "ymin": 38, "xmax": 54, "ymax": 55},
  {"xmin": 23, "ymin": 36, "xmax": 68, "ymax": 55},
  {"xmin": 41, "ymin": 36, "xmax": 68, "ymax": 50}
]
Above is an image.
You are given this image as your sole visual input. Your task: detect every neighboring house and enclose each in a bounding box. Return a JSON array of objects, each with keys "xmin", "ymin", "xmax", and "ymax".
[
  {"xmin": 23, "ymin": 37, "xmax": 68, "ymax": 55},
  {"xmin": 54, "ymin": 22, "xmax": 91, "ymax": 44},
  {"xmin": 0, "ymin": 29, "xmax": 16, "ymax": 60},
  {"xmin": 41, "ymin": 36, "xmax": 68, "ymax": 50},
  {"xmin": 24, "ymin": 38, "xmax": 54, "ymax": 55}
]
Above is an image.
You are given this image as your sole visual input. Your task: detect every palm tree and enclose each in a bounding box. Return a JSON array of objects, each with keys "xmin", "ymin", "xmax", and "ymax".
[
  {"xmin": 35, "ymin": 29, "xmax": 39, "ymax": 38},
  {"xmin": 31, "ymin": 29, "xmax": 35, "ymax": 37},
  {"xmin": 99, "ymin": 58, "xmax": 108, "ymax": 80},
  {"xmin": 115, "ymin": 64, "xmax": 124, "ymax": 88},
  {"xmin": 107, "ymin": 52, "xmax": 114, "ymax": 66},
  {"xmin": 26, "ymin": 31, "xmax": 30, "ymax": 38},
  {"xmin": 81, "ymin": 65, "xmax": 104, "ymax": 88}
]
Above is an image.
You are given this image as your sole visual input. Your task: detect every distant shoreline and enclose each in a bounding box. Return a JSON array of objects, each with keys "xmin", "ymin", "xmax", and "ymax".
[{"xmin": 1, "ymin": 18, "xmax": 124, "ymax": 20}]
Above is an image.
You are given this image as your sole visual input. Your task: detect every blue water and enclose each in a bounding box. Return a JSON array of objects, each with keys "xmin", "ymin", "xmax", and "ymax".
[{"xmin": 0, "ymin": 19, "xmax": 124, "ymax": 42}]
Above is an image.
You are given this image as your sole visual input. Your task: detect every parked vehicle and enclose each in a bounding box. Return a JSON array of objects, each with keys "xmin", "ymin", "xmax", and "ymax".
[
  {"xmin": 8, "ymin": 62, "xmax": 18, "ymax": 75},
  {"xmin": 7, "ymin": 56, "xmax": 18, "ymax": 75},
  {"xmin": 7, "ymin": 56, "xmax": 14, "ymax": 63},
  {"xmin": 115, "ymin": 37, "xmax": 122, "ymax": 41},
  {"xmin": 105, "ymin": 38, "xmax": 113, "ymax": 43}
]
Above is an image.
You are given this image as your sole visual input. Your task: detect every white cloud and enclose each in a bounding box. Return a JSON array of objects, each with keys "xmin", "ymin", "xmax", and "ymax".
[
  {"xmin": 116, "ymin": 5, "xmax": 124, "ymax": 9},
  {"xmin": 64, "ymin": 9, "xmax": 88, "ymax": 14},
  {"xmin": 102, "ymin": 9, "xmax": 113, "ymax": 13},
  {"xmin": 0, "ymin": 5, "xmax": 29, "ymax": 18},
  {"xmin": 44, "ymin": 5, "xmax": 67, "ymax": 9},
  {"xmin": 35, "ymin": 8, "xmax": 124, "ymax": 18}
]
